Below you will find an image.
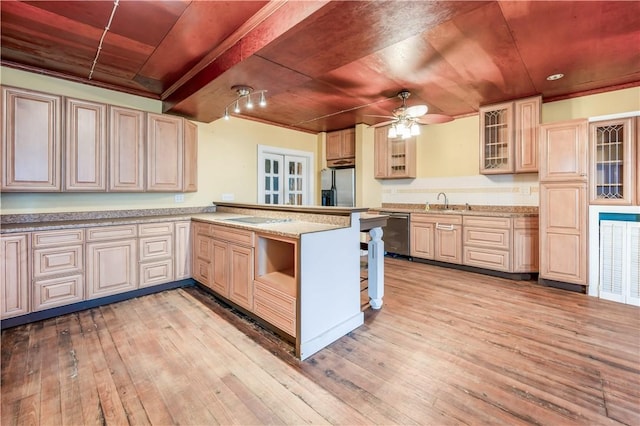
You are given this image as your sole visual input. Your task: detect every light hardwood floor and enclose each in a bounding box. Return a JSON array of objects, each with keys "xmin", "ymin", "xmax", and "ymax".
[{"xmin": 2, "ymin": 257, "xmax": 639, "ymax": 425}]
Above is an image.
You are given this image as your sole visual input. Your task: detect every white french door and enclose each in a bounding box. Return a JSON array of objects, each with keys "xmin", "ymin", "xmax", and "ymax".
[{"xmin": 258, "ymin": 145, "xmax": 314, "ymax": 205}]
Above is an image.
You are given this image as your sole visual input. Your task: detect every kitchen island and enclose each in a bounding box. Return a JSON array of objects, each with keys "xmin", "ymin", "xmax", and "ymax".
[{"xmin": 192, "ymin": 202, "xmax": 380, "ymax": 360}]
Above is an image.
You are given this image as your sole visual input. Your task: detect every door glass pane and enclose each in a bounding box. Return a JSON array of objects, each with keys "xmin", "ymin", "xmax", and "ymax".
[
  {"xmin": 265, "ymin": 194, "xmax": 271, "ymax": 203},
  {"xmin": 265, "ymin": 177, "xmax": 270, "ymax": 190},
  {"xmin": 265, "ymin": 159, "xmax": 271, "ymax": 173},
  {"xmin": 273, "ymin": 161, "xmax": 278, "ymax": 174},
  {"xmin": 273, "ymin": 194, "xmax": 279, "ymax": 204},
  {"xmin": 274, "ymin": 177, "xmax": 279, "ymax": 191}
]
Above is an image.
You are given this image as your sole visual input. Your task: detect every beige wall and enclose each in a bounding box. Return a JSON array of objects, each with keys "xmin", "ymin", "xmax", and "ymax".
[{"xmin": 0, "ymin": 67, "xmax": 318, "ymax": 214}]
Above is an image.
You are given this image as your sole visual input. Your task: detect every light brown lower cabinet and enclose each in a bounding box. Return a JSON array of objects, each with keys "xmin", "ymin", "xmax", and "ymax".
[
  {"xmin": 174, "ymin": 221, "xmax": 191, "ymax": 280},
  {"xmin": 210, "ymin": 225, "xmax": 255, "ymax": 311},
  {"xmin": 1, "ymin": 233, "xmax": 30, "ymax": 319},
  {"xmin": 86, "ymin": 225, "xmax": 138, "ymax": 299},
  {"xmin": 32, "ymin": 229, "xmax": 84, "ymax": 310},
  {"xmin": 411, "ymin": 213, "xmax": 538, "ymax": 274},
  {"xmin": 191, "ymin": 220, "xmax": 298, "ymax": 337},
  {"xmin": 138, "ymin": 222, "xmax": 174, "ymax": 288},
  {"xmin": 410, "ymin": 214, "xmax": 462, "ymax": 264}
]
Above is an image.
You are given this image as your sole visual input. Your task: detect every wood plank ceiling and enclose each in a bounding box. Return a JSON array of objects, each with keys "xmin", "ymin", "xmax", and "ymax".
[{"xmin": 2, "ymin": 0, "xmax": 639, "ymax": 133}]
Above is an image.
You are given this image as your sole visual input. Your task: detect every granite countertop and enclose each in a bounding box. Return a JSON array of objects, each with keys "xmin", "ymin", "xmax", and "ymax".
[
  {"xmin": 371, "ymin": 203, "xmax": 538, "ymax": 218},
  {"xmin": 191, "ymin": 213, "xmax": 346, "ymax": 238},
  {"xmin": 0, "ymin": 206, "xmax": 359, "ymax": 237}
]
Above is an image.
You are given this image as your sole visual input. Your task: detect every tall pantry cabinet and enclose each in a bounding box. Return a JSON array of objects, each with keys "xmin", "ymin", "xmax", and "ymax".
[{"xmin": 539, "ymin": 119, "xmax": 589, "ymax": 286}]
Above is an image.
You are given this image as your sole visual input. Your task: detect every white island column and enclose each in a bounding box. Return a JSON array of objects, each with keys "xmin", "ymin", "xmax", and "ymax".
[{"xmin": 367, "ymin": 226, "xmax": 384, "ymax": 309}]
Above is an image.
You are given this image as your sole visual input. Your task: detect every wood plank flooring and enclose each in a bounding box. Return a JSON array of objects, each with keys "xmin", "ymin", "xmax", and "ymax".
[{"xmin": 2, "ymin": 257, "xmax": 639, "ymax": 425}]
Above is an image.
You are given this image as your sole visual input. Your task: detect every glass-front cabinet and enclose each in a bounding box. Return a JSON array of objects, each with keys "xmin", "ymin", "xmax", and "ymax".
[
  {"xmin": 589, "ymin": 117, "xmax": 636, "ymax": 205},
  {"xmin": 479, "ymin": 102, "xmax": 513, "ymax": 174}
]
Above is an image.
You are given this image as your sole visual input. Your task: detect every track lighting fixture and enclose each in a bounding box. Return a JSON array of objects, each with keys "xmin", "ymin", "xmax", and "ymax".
[{"xmin": 223, "ymin": 85, "xmax": 267, "ymax": 120}]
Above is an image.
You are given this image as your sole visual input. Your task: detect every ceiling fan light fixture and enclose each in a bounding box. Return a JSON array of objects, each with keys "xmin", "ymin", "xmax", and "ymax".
[
  {"xmin": 246, "ymin": 94, "xmax": 254, "ymax": 109},
  {"xmin": 259, "ymin": 91, "xmax": 267, "ymax": 107},
  {"xmin": 223, "ymin": 107, "xmax": 230, "ymax": 120},
  {"xmin": 388, "ymin": 126, "xmax": 398, "ymax": 138},
  {"xmin": 410, "ymin": 122, "xmax": 420, "ymax": 136},
  {"xmin": 401, "ymin": 126, "xmax": 412, "ymax": 139},
  {"xmin": 233, "ymin": 100, "xmax": 241, "ymax": 114}
]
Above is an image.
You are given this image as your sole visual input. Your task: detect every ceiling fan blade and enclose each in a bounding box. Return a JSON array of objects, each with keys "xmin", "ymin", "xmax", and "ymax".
[
  {"xmin": 417, "ymin": 114, "xmax": 454, "ymax": 124},
  {"xmin": 370, "ymin": 120, "xmax": 396, "ymax": 128},
  {"xmin": 405, "ymin": 105, "xmax": 428, "ymax": 117},
  {"xmin": 364, "ymin": 114, "xmax": 396, "ymax": 119}
]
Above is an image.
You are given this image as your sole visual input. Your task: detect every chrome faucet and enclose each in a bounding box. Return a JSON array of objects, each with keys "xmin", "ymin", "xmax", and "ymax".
[{"xmin": 437, "ymin": 192, "xmax": 449, "ymax": 209}]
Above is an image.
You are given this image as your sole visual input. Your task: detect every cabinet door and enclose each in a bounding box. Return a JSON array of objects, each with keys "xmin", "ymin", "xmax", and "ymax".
[
  {"xmin": 65, "ymin": 98, "xmax": 107, "ymax": 191},
  {"xmin": 480, "ymin": 102, "xmax": 514, "ymax": 174},
  {"xmin": 410, "ymin": 222, "xmax": 435, "ymax": 259},
  {"xmin": 1, "ymin": 87, "xmax": 62, "ymax": 191},
  {"xmin": 1, "ymin": 234, "xmax": 30, "ymax": 319},
  {"xmin": 513, "ymin": 217, "xmax": 539, "ymax": 273},
  {"xmin": 514, "ymin": 96, "xmax": 541, "ymax": 173},
  {"xmin": 326, "ymin": 131, "xmax": 344, "ymax": 160},
  {"xmin": 86, "ymin": 239, "xmax": 137, "ymax": 299},
  {"xmin": 228, "ymin": 244, "xmax": 254, "ymax": 310},
  {"xmin": 175, "ymin": 221, "xmax": 191, "ymax": 280},
  {"xmin": 341, "ymin": 128, "xmax": 356, "ymax": 158},
  {"xmin": 109, "ymin": 106, "xmax": 144, "ymax": 191},
  {"xmin": 589, "ymin": 117, "xmax": 635, "ymax": 205},
  {"xmin": 435, "ymin": 224, "xmax": 462, "ymax": 264},
  {"xmin": 147, "ymin": 113, "xmax": 183, "ymax": 191},
  {"xmin": 539, "ymin": 182, "xmax": 587, "ymax": 284},
  {"xmin": 211, "ymin": 240, "xmax": 229, "ymax": 295},
  {"xmin": 374, "ymin": 127, "xmax": 389, "ymax": 178},
  {"xmin": 539, "ymin": 119, "xmax": 588, "ymax": 182},
  {"xmin": 183, "ymin": 120, "xmax": 198, "ymax": 192}
]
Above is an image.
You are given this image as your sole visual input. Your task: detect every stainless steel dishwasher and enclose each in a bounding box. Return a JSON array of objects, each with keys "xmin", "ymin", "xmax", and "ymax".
[{"xmin": 380, "ymin": 211, "xmax": 410, "ymax": 256}]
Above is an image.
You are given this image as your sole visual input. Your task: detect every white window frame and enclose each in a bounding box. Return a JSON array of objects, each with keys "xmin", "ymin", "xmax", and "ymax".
[{"xmin": 257, "ymin": 145, "xmax": 315, "ymax": 205}]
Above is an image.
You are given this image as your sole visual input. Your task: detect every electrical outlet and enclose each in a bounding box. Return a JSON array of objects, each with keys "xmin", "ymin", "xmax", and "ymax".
[
  {"xmin": 521, "ymin": 186, "xmax": 531, "ymax": 195},
  {"xmin": 221, "ymin": 193, "xmax": 235, "ymax": 201},
  {"xmin": 174, "ymin": 194, "xmax": 185, "ymax": 203}
]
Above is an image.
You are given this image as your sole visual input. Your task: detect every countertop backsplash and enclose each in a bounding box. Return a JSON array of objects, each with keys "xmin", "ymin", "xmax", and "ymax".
[{"xmin": 380, "ymin": 174, "xmax": 539, "ymax": 207}]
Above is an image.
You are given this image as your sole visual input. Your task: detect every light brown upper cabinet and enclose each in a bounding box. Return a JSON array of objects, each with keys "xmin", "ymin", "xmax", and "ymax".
[
  {"xmin": 109, "ymin": 106, "xmax": 145, "ymax": 192},
  {"xmin": 479, "ymin": 96, "xmax": 541, "ymax": 174},
  {"xmin": 1, "ymin": 86, "xmax": 62, "ymax": 191},
  {"xmin": 65, "ymin": 98, "xmax": 107, "ymax": 191},
  {"xmin": 539, "ymin": 119, "xmax": 588, "ymax": 182},
  {"xmin": 326, "ymin": 128, "xmax": 355, "ymax": 168},
  {"xmin": 374, "ymin": 127, "xmax": 416, "ymax": 179},
  {"xmin": 589, "ymin": 117, "xmax": 636, "ymax": 205},
  {"xmin": 146, "ymin": 113, "xmax": 197, "ymax": 192}
]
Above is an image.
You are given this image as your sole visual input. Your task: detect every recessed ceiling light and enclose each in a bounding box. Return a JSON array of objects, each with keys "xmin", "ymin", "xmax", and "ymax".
[{"xmin": 546, "ymin": 73, "xmax": 564, "ymax": 81}]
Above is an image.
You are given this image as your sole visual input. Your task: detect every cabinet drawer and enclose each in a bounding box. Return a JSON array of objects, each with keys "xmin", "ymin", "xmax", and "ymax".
[
  {"xmin": 463, "ymin": 247, "xmax": 510, "ymax": 272},
  {"xmin": 139, "ymin": 222, "xmax": 174, "ymax": 236},
  {"xmin": 86, "ymin": 225, "xmax": 137, "ymax": 241},
  {"xmin": 32, "ymin": 229, "xmax": 84, "ymax": 247},
  {"xmin": 192, "ymin": 221, "xmax": 213, "ymax": 237},
  {"xmin": 514, "ymin": 217, "xmax": 538, "ymax": 229},
  {"xmin": 463, "ymin": 227, "xmax": 511, "ymax": 250},
  {"xmin": 213, "ymin": 225, "xmax": 254, "ymax": 247},
  {"xmin": 139, "ymin": 259, "xmax": 174, "ymax": 288},
  {"xmin": 463, "ymin": 216, "xmax": 511, "ymax": 229},
  {"xmin": 33, "ymin": 245, "xmax": 83, "ymax": 278},
  {"xmin": 139, "ymin": 235, "xmax": 173, "ymax": 261},
  {"xmin": 411, "ymin": 213, "xmax": 462, "ymax": 224},
  {"xmin": 33, "ymin": 274, "xmax": 83, "ymax": 311},
  {"xmin": 254, "ymin": 281, "xmax": 296, "ymax": 337}
]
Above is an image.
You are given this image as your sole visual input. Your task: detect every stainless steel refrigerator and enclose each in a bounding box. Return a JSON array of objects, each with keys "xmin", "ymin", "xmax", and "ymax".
[{"xmin": 321, "ymin": 168, "xmax": 355, "ymax": 207}]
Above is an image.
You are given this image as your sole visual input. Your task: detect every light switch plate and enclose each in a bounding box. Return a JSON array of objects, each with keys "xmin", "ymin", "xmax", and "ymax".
[
  {"xmin": 174, "ymin": 194, "xmax": 185, "ymax": 203},
  {"xmin": 221, "ymin": 193, "xmax": 235, "ymax": 201}
]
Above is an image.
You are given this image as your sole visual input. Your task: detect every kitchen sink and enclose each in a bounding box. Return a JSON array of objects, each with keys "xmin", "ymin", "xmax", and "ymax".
[{"xmin": 222, "ymin": 216, "xmax": 293, "ymax": 224}]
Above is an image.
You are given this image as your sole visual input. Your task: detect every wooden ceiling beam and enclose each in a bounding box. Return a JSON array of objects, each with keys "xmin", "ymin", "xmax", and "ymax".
[{"xmin": 162, "ymin": 0, "xmax": 330, "ymax": 111}]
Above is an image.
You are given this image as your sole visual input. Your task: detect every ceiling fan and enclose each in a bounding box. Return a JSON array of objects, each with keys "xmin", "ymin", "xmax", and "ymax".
[{"xmin": 370, "ymin": 90, "xmax": 453, "ymax": 138}]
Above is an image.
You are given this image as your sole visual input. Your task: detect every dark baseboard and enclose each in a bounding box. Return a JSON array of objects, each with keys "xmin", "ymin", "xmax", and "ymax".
[
  {"xmin": 1, "ymin": 279, "xmax": 196, "ymax": 330},
  {"xmin": 409, "ymin": 257, "xmax": 538, "ymax": 281},
  {"xmin": 538, "ymin": 277, "xmax": 587, "ymax": 293}
]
